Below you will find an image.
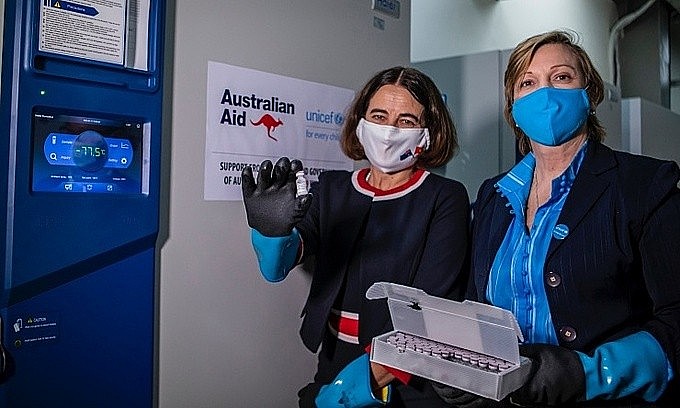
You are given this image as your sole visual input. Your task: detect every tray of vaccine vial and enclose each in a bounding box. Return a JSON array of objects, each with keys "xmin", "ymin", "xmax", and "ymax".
[{"xmin": 366, "ymin": 282, "xmax": 532, "ymax": 401}]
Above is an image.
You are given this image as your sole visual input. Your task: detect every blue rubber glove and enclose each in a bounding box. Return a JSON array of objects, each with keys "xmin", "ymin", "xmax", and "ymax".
[
  {"xmin": 250, "ymin": 228, "xmax": 300, "ymax": 282},
  {"xmin": 315, "ymin": 354, "xmax": 390, "ymax": 408},
  {"xmin": 577, "ymin": 331, "xmax": 670, "ymax": 402}
]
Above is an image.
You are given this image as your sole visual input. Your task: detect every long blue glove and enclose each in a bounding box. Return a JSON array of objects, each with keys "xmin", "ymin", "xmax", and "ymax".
[
  {"xmin": 250, "ymin": 228, "xmax": 300, "ymax": 282},
  {"xmin": 315, "ymin": 354, "xmax": 390, "ymax": 408},
  {"xmin": 577, "ymin": 331, "xmax": 670, "ymax": 402}
]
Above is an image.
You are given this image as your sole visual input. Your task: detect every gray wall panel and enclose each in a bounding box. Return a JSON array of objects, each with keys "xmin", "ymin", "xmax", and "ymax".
[
  {"xmin": 159, "ymin": 1, "xmax": 412, "ymax": 407},
  {"xmin": 415, "ymin": 51, "xmax": 507, "ymax": 199}
]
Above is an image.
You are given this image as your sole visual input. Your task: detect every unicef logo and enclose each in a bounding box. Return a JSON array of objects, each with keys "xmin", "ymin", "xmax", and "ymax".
[
  {"xmin": 305, "ymin": 110, "xmax": 344, "ymax": 125},
  {"xmin": 333, "ymin": 113, "xmax": 344, "ymax": 125}
]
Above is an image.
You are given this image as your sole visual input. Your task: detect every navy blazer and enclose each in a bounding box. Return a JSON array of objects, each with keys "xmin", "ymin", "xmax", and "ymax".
[
  {"xmin": 297, "ymin": 170, "xmax": 470, "ymax": 354},
  {"xmin": 469, "ymin": 142, "xmax": 680, "ymax": 399}
]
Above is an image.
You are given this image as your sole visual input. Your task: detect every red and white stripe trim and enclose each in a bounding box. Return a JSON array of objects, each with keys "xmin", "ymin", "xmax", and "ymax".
[
  {"xmin": 327, "ymin": 308, "xmax": 359, "ymax": 344},
  {"xmin": 351, "ymin": 168, "xmax": 429, "ymax": 201}
]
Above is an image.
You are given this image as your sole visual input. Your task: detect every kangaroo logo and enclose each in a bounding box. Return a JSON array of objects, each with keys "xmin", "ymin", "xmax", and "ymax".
[{"xmin": 250, "ymin": 114, "xmax": 283, "ymax": 141}]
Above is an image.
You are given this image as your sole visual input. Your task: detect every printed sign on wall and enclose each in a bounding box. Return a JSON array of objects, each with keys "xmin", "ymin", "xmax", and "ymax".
[{"xmin": 205, "ymin": 61, "xmax": 355, "ymax": 201}]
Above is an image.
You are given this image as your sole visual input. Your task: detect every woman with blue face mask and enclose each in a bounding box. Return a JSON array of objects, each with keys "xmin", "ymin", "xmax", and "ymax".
[
  {"xmin": 432, "ymin": 30, "xmax": 680, "ymax": 407},
  {"xmin": 241, "ymin": 67, "xmax": 471, "ymax": 407}
]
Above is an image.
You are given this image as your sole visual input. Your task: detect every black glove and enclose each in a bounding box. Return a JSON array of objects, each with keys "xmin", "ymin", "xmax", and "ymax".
[
  {"xmin": 510, "ymin": 343, "xmax": 585, "ymax": 407},
  {"xmin": 241, "ymin": 157, "xmax": 312, "ymax": 237},
  {"xmin": 430, "ymin": 382, "xmax": 495, "ymax": 408}
]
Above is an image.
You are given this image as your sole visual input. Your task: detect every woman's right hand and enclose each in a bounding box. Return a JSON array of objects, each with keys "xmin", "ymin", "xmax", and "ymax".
[
  {"xmin": 430, "ymin": 382, "xmax": 495, "ymax": 408},
  {"xmin": 241, "ymin": 157, "xmax": 312, "ymax": 237}
]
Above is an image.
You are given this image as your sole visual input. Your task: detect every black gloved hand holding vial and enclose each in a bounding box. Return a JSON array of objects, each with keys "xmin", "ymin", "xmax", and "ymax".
[{"xmin": 241, "ymin": 157, "xmax": 312, "ymax": 237}]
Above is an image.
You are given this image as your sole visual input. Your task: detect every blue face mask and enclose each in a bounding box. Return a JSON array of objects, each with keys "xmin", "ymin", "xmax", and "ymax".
[{"xmin": 512, "ymin": 87, "xmax": 590, "ymax": 146}]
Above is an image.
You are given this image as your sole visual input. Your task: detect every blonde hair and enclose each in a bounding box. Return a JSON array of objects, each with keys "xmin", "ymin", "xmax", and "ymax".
[{"xmin": 504, "ymin": 30, "xmax": 606, "ymax": 154}]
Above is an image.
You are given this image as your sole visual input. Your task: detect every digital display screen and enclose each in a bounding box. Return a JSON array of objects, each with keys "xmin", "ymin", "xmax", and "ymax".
[{"xmin": 31, "ymin": 109, "xmax": 149, "ymax": 195}]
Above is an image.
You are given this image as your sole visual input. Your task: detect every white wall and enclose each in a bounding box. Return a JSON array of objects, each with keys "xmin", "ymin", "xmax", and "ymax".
[
  {"xmin": 411, "ymin": 0, "xmax": 619, "ymax": 83},
  {"xmin": 622, "ymin": 97, "xmax": 680, "ymax": 164},
  {"xmin": 158, "ymin": 1, "xmax": 411, "ymax": 407}
]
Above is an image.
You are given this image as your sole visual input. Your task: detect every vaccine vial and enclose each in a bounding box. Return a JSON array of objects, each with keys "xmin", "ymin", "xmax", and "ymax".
[{"xmin": 295, "ymin": 171, "xmax": 308, "ymax": 197}]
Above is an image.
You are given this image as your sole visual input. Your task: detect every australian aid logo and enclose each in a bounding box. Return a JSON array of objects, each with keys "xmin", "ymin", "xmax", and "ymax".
[
  {"xmin": 205, "ymin": 61, "xmax": 355, "ymax": 200},
  {"xmin": 219, "ymin": 88, "xmax": 295, "ymax": 142}
]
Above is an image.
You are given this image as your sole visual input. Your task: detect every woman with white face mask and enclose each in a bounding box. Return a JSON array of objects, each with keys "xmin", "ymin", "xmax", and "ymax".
[
  {"xmin": 432, "ymin": 31, "xmax": 680, "ymax": 408},
  {"xmin": 241, "ymin": 67, "xmax": 470, "ymax": 407}
]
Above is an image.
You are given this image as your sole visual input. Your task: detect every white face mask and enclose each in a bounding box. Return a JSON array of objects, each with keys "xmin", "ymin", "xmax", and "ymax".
[{"xmin": 356, "ymin": 118, "xmax": 430, "ymax": 173}]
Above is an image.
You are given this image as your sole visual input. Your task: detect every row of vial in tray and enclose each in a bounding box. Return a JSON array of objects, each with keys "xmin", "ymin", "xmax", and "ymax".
[{"xmin": 385, "ymin": 331, "xmax": 515, "ymax": 373}]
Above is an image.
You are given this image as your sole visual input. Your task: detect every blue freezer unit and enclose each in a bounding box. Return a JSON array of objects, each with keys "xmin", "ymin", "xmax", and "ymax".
[{"xmin": 0, "ymin": 1, "xmax": 166, "ymax": 406}]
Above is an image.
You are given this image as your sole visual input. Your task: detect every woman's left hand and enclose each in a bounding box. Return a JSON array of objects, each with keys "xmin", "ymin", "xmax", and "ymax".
[{"xmin": 510, "ymin": 343, "xmax": 585, "ymax": 406}]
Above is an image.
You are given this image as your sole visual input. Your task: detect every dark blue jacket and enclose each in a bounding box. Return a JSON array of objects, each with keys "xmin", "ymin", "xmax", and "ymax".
[
  {"xmin": 469, "ymin": 142, "xmax": 680, "ymax": 402},
  {"xmin": 297, "ymin": 169, "xmax": 470, "ymax": 353}
]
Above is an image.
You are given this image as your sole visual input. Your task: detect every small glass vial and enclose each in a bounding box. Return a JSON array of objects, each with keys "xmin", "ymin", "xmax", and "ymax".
[{"xmin": 295, "ymin": 171, "xmax": 308, "ymax": 197}]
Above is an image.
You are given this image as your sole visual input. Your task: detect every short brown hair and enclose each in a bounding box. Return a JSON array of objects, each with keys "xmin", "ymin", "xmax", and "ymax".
[
  {"xmin": 340, "ymin": 66, "xmax": 458, "ymax": 168},
  {"xmin": 504, "ymin": 30, "xmax": 606, "ymax": 154}
]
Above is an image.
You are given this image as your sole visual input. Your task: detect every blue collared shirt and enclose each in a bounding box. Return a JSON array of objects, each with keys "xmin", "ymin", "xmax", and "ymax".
[{"xmin": 486, "ymin": 142, "xmax": 588, "ymax": 344}]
